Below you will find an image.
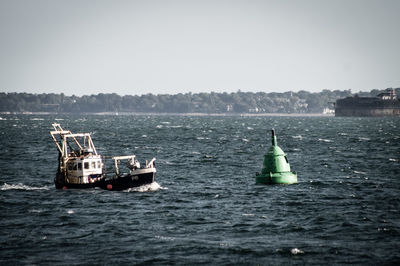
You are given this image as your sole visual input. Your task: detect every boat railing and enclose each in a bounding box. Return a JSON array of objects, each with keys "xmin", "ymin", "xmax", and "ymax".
[
  {"xmin": 112, "ymin": 155, "xmax": 136, "ymax": 176},
  {"xmin": 146, "ymin": 158, "xmax": 156, "ymax": 168},
  {"xmin": 111, "ymin": 155, "xmax": 156, "ymax": 176}
]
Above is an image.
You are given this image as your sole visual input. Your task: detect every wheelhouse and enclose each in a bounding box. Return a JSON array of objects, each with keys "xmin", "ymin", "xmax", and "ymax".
[{"xmin": 50, "ymin": 123, "xmax": 104, "ymax": 185}]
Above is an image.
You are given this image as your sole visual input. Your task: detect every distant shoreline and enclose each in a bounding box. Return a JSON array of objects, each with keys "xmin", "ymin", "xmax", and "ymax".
[{"xmin": 0, "ymin": 111, "xmax": 334, "ymax": 117}]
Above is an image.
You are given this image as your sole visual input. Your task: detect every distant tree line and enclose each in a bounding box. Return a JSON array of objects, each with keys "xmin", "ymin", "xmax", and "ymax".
[{"xmin": 0, "ymin": 88, "xmax": 398, "ymax": 114}]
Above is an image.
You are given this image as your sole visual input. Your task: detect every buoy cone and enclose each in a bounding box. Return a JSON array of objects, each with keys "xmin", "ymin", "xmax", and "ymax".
[{"xmin": 256, "ymin": 129, "xmax": 297, "ymax": 184}]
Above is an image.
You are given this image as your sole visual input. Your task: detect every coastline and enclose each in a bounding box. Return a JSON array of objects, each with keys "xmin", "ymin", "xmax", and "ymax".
[{"xmin": 0, "ymin": 111, "xmax": 334, "ymax": 117}]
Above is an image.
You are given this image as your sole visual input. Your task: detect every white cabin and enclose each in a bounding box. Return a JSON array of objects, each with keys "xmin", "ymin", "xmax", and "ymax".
[
  {"xmin": 66, "ymin": 156, "xmax": 103, "ymax": 184},
  {"xmin": 50, "ymin": 123, "xmax": 104, "ymax": 185}
]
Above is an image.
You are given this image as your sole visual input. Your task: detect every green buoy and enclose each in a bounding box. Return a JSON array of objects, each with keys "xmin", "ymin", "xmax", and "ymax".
[{"xmin": 255, "ymin": 129, "xmax": 298, "ymax": 184}]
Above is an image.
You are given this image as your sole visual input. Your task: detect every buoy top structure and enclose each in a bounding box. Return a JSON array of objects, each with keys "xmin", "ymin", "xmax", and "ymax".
[{"xmin": 255, "ymin": 129, "xmax": 298, "ymax": 184}]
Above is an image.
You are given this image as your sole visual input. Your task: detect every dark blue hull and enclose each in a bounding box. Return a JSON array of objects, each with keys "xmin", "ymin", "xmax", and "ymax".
[
  {"xmin": 54, "ymin": 171, "xmax": 155, "ymax": 191},
  {"xmin": 98, "ymin": 171, "xmax": 155, "ymax": 191}
]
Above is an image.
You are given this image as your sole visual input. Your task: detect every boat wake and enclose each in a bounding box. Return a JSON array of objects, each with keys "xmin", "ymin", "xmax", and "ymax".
[
  {"xmin": 0, "ymin": 183, "xmax": 50, "ymax": 191},
  {"xmin": 125, "ymin": 182, "xmax": 166, "ymax": 192}
]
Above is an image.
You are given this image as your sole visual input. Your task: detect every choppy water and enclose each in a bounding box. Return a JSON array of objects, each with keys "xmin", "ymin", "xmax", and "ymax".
[{"xmin": 1, "ymin": 114, "xmax": 399, "ymax": 265}]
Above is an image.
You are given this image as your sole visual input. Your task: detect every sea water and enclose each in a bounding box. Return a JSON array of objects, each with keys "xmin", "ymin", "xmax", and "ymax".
[{"xmin": 0, "ymin": 114, "xmax": 399, "ymax": 264}]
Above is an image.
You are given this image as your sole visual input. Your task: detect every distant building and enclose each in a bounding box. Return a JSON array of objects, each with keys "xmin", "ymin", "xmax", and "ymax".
[
  {"xmin": 335, "ymin": 88, "xmax": 400, "ymax": 116},
  {"xmin": 323, "ymin": 107, "xmax": 334, "ymax": 114},
  {"xmin": 377, "ymin": 88, "xmax": 397, "ymax": 100}
]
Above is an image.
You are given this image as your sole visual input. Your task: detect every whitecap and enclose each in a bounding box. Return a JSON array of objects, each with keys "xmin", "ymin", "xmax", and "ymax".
[
  {"xmin": 247, "ymin": 127, "xmax": 254, "ymax": 130},
  {"xmin": 339, "ymin": 132, "xmax": 348, "ymax": 136},
  {"xmin": 0, "ymin": 183, "xmax": 50, "ymax": 191},
  {"xmin": 67, "ymin": 210, "xmax": 74, "ymax": 214},
  {"xmin": 291, "ymin": 248, "xmax": 304, "ymax": 255},
  {"xmin": 318, "ymin": 138, "xmax": 333, "ymax": 143},
  {"xmin": 292, "ymin": 135, "xmax": 303, "ymax": 140},
  {"xmin": 30, "ymin": 118, "xmax": 44, "ymax": 121},
  {"xmin": 142, "ymin": 135, "xmax": 147, "ymax": 138},
  {"xmin": 156, "ymin": 125, "xmax": 163, "ymax": 128},
  {"xmin": 155, "ymin": 235, "xmax": 175, "ymax": 241},
  {"xmin": 358, "ymin": 137, "xmax": 371, "ymax": 141},
  {"xmin": 353, "ymin": 170, "xmax": 367, "ymax": 175},
  {"xmin": 389, "ymin": 158, "xmax": 398, "ymax": 162},
  {"xmin": 55, "ymin": 118, "xmax": 64, "ymax": 121},
  {"xmin": 29, "ymin": 209, "xmax": 43, "ymax": 213},
  {"xmin": 242, "ymin": 138, "xmax": 249, "ymax": 142},
  {"xmin": 242, "ymin": 213, "xmax": 255, "ymax": 217}
]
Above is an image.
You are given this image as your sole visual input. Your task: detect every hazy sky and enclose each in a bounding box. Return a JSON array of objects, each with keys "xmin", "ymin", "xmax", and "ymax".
[{"xmin": 0, "ymin": 0, "xmax": 399, "ymax": 96}]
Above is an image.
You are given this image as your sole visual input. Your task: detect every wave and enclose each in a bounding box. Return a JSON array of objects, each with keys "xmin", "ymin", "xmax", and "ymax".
[
  {"xmin": 318, "ymin": 138, "xmax": 333, "ymax": 143},
  {"xmin": 353, "ymin": 170, "xmax": 367, "ymax": 175},
  {"xmin": 29, "ymin": 209, "xmax": 44, "ymax": 213},
  {"xmin": 125, "ymin": 181, "xmax": 166, "ymax": 192},
  {"xmin": 0, "ymin": 117, "xmax": 20, "ymax": 121},
  {"xmin": 290, "ymin": 248, "xmax": 304, "ymax": 255},
  {"xmin": 0, "ymin": 183, "xmax": 50, "ymax": 191}
]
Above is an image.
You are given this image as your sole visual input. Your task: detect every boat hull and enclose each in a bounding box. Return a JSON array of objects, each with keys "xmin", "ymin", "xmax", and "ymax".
[
  {"xmin": 54, "ymin": 170, "xmax": 155, "ymax": 190},
  {"xmin": 98, "ymin": 171, "xmax": 155, "ymax": 191}
]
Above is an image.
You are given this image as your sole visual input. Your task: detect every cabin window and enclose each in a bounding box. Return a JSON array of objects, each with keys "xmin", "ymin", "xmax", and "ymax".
[
  {"xmin": 73, "ymin": 163, "xmax": 78, "ymax": 170},
  {"xmin": 78, "ymin": 163, "xmax": 82, "ymax": 170},
  {"xmin": 97, "ymin": 161, "xmax": 101, "ymax": 169},
  {"xmin": 91, "ymin": 162, "xmax": 96, "ymax": 169},
  {"xmin": 284, "ymin": 156, "xmax": 289, "ymax": 163},
  {"xmin": 67, "ymin": 163, "xmax": 73, "ymax": 171},
  {"xmin": 84, "ymin": 162, "xmax": 89, "ymax": 169}
]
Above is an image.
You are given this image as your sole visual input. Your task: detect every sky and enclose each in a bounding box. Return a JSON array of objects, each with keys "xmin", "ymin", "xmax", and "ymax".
[{"xmin": 0, "ymin": 0, "xmax": 399, "ymax": 96}]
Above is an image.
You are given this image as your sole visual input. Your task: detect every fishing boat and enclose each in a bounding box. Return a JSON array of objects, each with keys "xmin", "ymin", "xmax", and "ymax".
[{"xmin": 50, "ymin": 123, "xmax": 156, "ymax": 190}]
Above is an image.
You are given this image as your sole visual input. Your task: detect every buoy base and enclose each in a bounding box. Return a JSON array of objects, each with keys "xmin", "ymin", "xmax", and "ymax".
[{"xmin": 256, "ymin": 171, "xmax": 297, "ymax": 184}]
